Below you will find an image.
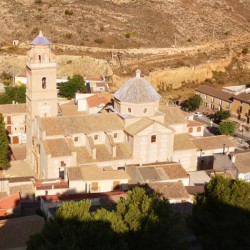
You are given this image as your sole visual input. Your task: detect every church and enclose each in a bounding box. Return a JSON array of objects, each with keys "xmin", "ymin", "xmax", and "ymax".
[{"xmin": 25, "ymin": 32, "xmax": 235, "ymax": 194}]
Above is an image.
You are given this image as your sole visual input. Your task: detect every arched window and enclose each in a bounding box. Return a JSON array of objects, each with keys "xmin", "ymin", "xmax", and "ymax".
[
  {"xmin": 42, "ymin": 77, "xmax": 46, "ymax": 89},
  {"xmin": 39, "ymin": 55, "xmax": 41, "ymax": 63},
  {"xmin": 128, "ymin": 108, "xmax": 131, "ymax": 113}
]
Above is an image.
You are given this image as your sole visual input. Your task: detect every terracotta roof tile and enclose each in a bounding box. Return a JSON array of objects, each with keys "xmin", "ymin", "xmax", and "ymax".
[
  {"xmin": 233, "ymin": 151, "xmax": 250, "ymax": 173},
  {"xmin": 192, "ymin": 135, "xmax": 236, "ymax": 151},
  {"xmin": 0, "ymin": 103, "xmax": 26, "ymax": 115},
  {"xmin": 43, "ymin": 138, "xmax": 72, "ymax": 157},
  {"xmin": 148, "ymin": 182, "xmax": 190, "ymax": 200},
  {"xmin": 40, "ymin": 113, "xmax": 124, "ymax": 136},
  {"xmin": 68, "ymin": 165, "xmax": 129, "ymax": 181},
  {"xmin": 86, "ymin": 95, "xmax": 109, "ymax": 108},
  {"xmin": 233, "ymin": 93, "xmax": 250, "ymax": 104},
  {"xmin": 187, "ymin": 120, "xmax": 205, "ymax": 127},
  {"xmin": 0, "ymin": 215, "xmax": 44, "ymax": 249},
  {"xmin": 137, "ymin": 162, "xmax": 188, "ymax": 182},
  {"xmin": 160, "ymin": 106, "xmax": 187, "ymax": 125},
  {"xmin": 174, "ymin": 133, "xmax": 197, "ymax": 151},
  {"xmin": 196, "ymin": 85, "xmax": 233, "ymax": 102}
]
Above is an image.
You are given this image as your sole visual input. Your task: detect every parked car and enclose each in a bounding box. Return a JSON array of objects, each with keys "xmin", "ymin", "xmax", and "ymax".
[{"xmin": 193, "ymin": 112, "xmax": 203, "ymax": 117}]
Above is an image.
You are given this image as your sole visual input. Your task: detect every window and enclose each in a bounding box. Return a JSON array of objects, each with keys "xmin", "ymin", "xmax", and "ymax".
[
  {"xmin": 74, "ymin": 137, "xmax": 79, "ymax": 142},
  {"xmin": 113, "ymin": 133, "xmax": 118, "ymax": 139},
  {"xmin": 143, "ymin": 108, "xmax": 147, "ymax": 113},
  {"xmin": 42, "ymin": 77, "xmax": 46, "ymax": 89},
  {"xmin": 197, "ymin": 127, "xmax": 201, "ymax": 132},
  {"xmin": 128, "ymin": 108, "xmax": 131, "ymax": 113},
  {"xmin": 151, "ymin": 135, "xmax": 156, "ymax": 143},
  {"xmin": 94, "ymin": 135, "xmax": 99, "ymax": 140},
  {"xmin": 188, "ymin": 127, "xmax": 193, "ymax": 133},
  {"xmin": 61, "ymin": 161, "xmax": 66, "ymax": 167},
  {"xmin": 39, "ymin": 55, "xmax": 41, "ymax": 63},
  {"xmin": 91, "ymin": 182, "xmax": 99, "ymax": 192},
  {"xmin": 59, "ymin": 168, "xmax": 64, "ymax": 179}
]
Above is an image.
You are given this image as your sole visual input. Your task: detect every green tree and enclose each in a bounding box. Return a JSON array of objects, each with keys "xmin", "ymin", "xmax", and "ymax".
[
  {"xmin": 27, "ymin": 187, "xmax": 188, "ymax": 250},
  {"xmin": 191, "ymin": 176, "xmax": 250, "ymax": 250},
  {"xmin": 57, "ymin": 74, "xmax": 85, "ymax": 99},
  {"xmin": 0, "ymin": 85, "xmax": 26, "ymax": 104},
  {"xmin": 212, "ymin": 110, "xmax": 231, "ymax": 122},
  {"xmin": 218, "ymin": 121, "xmax": 236, "ymax": 135},
  {"xmin": 185, "ymin": 95, "xmax": 202, "ymax": 112},
  {"xmin": 0, "ymin": 113, "xmax": 10, "ymax": 169}
]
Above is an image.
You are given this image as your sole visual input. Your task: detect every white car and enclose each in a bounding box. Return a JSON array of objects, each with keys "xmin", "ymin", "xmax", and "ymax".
[{"xmin": 193, "ymin": 112, "xmax": 203, "ymax": 117}]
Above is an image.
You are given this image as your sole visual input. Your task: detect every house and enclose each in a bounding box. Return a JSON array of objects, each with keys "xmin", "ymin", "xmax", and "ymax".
[
  {"xmin": 222, "ymin": 85, "xmax": 248, "ymax": 95},
  {"xmin": 0, "ymin": 214, "xmax": 44, "ymax": 250},
  {"xmin": 135, "ymin": 162, "xmax": 190, "ymax": 186},
  {"xmin": 84, "ymin": 76, "xmax": 109, "ymax": 93},
  {"xmin": 187, "ymin": 120, "xmax": 205, "ymax": 137},
  {"xmin": 192, "ymin": 135, "xmax": 236, "ymax": 170},
  {"xmin": 67, "ymin": 165, "xmax": 130, "ymax": 193},
  {"xmin": 195, "ymin": 85, "xmax": 233, "ymax": 111},
  {"xmin": 231, "ymin": 150, "xmax": 250, "ymax": 182},
  {"xmin": 231, "ymin": 92, "xmax": 250, "ymax": 124},
  {"xmin": 0, "ymin": 103, "xmax": 26, "ymax": 144},
  {"xmin": 15, "ymin": 73, "xmax": 27, "ymax": 85},
  {"xmin": 147, "ymin": 182, "xmax": 191, "ymax": 203}
]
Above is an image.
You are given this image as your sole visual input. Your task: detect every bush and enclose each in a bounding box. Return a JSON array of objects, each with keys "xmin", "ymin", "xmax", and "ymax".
[
  {"xmin": 65, "ymin": 9, "xmax": 73, "ymax": 15},
  {"xmin": 218, "ymin": 121, "xmax": 236, "ymax": 136},
  {"xmin": 125, "ymin": 32, "xmax": 131, "ymax": 39},
  {"xmin": 94, "ymin": 38, "xmax": 104, "ymax": 44},
  {"xmin": 34, "ymin": 0, "xmax": 42, "ymax": 4},
  {"xmin": 242, "ymin": 47, "xmax": 249, "ymax": 54},
  {"xmin": 187, "ymin": 38, "xmax": 192, "ymax": 42},
  {"xmin": 212, "ymin": 110, "xmax": 231, "ymax": 122},
  {"xmin": 184, "ymin": 94, "xmax": 202, "ymax": 112}
]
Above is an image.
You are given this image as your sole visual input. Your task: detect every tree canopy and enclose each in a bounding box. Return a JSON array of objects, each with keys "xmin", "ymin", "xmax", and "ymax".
[
  {"xmin": 27, "ymin": 187, "xmax": 188, "ymax": 250},
  {"xmin": 0, "ymin": 85, "xmax": 26, "ymax": 104},
  {"xmin": 218, "ymin": 121, "xmax": 236, "ymax": 135},
  {"xmin": 0, "ymin": 113, "xmax": 10, "ymax": 169},
  {"xmin": 212, "ymin": 110, "xmax": 231, "ymax": 122},
  {"xmin": 57, "ymin": 74, "xmax": 85, "ymax": 99},
  {"xmin": 191, "ymin": 176, "xmax": 250, "ymax": 250},
  {"xmin": 184, "ymin": 95, "xmax": 202, "ymax": 112}
]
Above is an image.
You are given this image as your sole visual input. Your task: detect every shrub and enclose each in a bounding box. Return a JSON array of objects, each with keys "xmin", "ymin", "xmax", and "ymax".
[
  {"xmin": 65, "ymin": 33, "xmax": 72, "ymax": 39},
  {"xmin": 125, "ymin": 32, "xmax": 131, "ymax": 39},
  {"xmin": 65, "ymin": 9, "xmax": 73, "ymax": 15},
  {"xmin": 242, "ymin": 47, "xmax": 249, "ymax": 54},
  {"xmin": 99, "ymin": 24, "xmax": 104, "ymax": 32},
  {"xmin": 34, "ymin": 0, "xmax": 42, "ymax": 4},
  {"xmin": 187, "ymin": 38, "xmax": 192, "ymax": 42},
  {"xmin": 94, "ymin": 38, "xmax": 104, "ymax": 44}
]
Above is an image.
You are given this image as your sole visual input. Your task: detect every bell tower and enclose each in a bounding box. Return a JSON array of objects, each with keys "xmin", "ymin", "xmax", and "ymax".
[{"xmin": 26, "ymin": 31, "xmax": 57, "ymax": 173}]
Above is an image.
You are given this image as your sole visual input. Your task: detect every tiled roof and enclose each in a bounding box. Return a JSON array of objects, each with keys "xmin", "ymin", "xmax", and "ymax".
[
  {"xmin": 196, "ymin": 85, "xmax": 233, "ymax": 102},
  {"xmin": 114, "ymin": 73, "xmax": 161, "ymax": 103},
  {"xmin": 0, "ymin": 103, "xmax": 26, "ymax": 115},
  {"xmin": 233, "ymin": 151, "xmax": 250, "ymax": 173},
  {"xmin": 31, "ymin": 31, "xmax": 51, "ymax": 45},
  {"xmin": 59, "ymin": 100, "xmax": 86, "ymax": 116},
  {"xmin": 174, "ymin": 133, "xmax": 197, "ymax": 151},
  {"xmin": 148, "ymin": 182, "xmax": 190, "ymax": 200},
  {"xmin": 43, "ymin": 138, "xmax": 72, "ymax": 157},
  {"xmin": 136, "ymin": 162, "xmax": 188, "ymax": 183},
  {"xmin": 86, "ymin": 95, "xmax": 109, "ymax": 108},
  {"xmin": 192, "ymin": 135, "xmax": 236, "ymax": 151},
  {"xmin": 68, "ymin": 165, "xmax": 130, "ymax": 181},
  {"xmin": 233, "ymin": 93, "xmax": 250, "ymax": 104},
  {"xmin": 187, "ymin": 120, "xmax": 205, "ymax": 127},
  {"xmin": 0, "ymin": 215, "xmax": 44, "ymax": 249},
  {"xmin": 40, "ymin": 113, "xmax": 124, "ymax": 136},
  {"xmin": 75, "ymin": 143, "xmax": 132, "ymax": 164},
  {"xmin": 124, "ymin": 118, "xmax": 154, "ymax": 135},
  {"xmin": 160, "ymin": 106, "xmax": 187, "ymax": 125}
]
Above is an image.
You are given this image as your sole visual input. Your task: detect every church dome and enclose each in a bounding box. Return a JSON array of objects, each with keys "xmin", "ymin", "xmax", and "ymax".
[
  {"xmin": 31, "ymin": 31, "xmax": 51, "ymax": 46},
  {"xmin": 114, "ymin": 69, "xmax": 161, "ymax": 103}
]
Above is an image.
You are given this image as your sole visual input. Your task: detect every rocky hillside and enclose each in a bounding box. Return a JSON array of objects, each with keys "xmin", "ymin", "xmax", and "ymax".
[{"xmin": 1, "ymin": 0, "xmax": 250, "ymax": 48}]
